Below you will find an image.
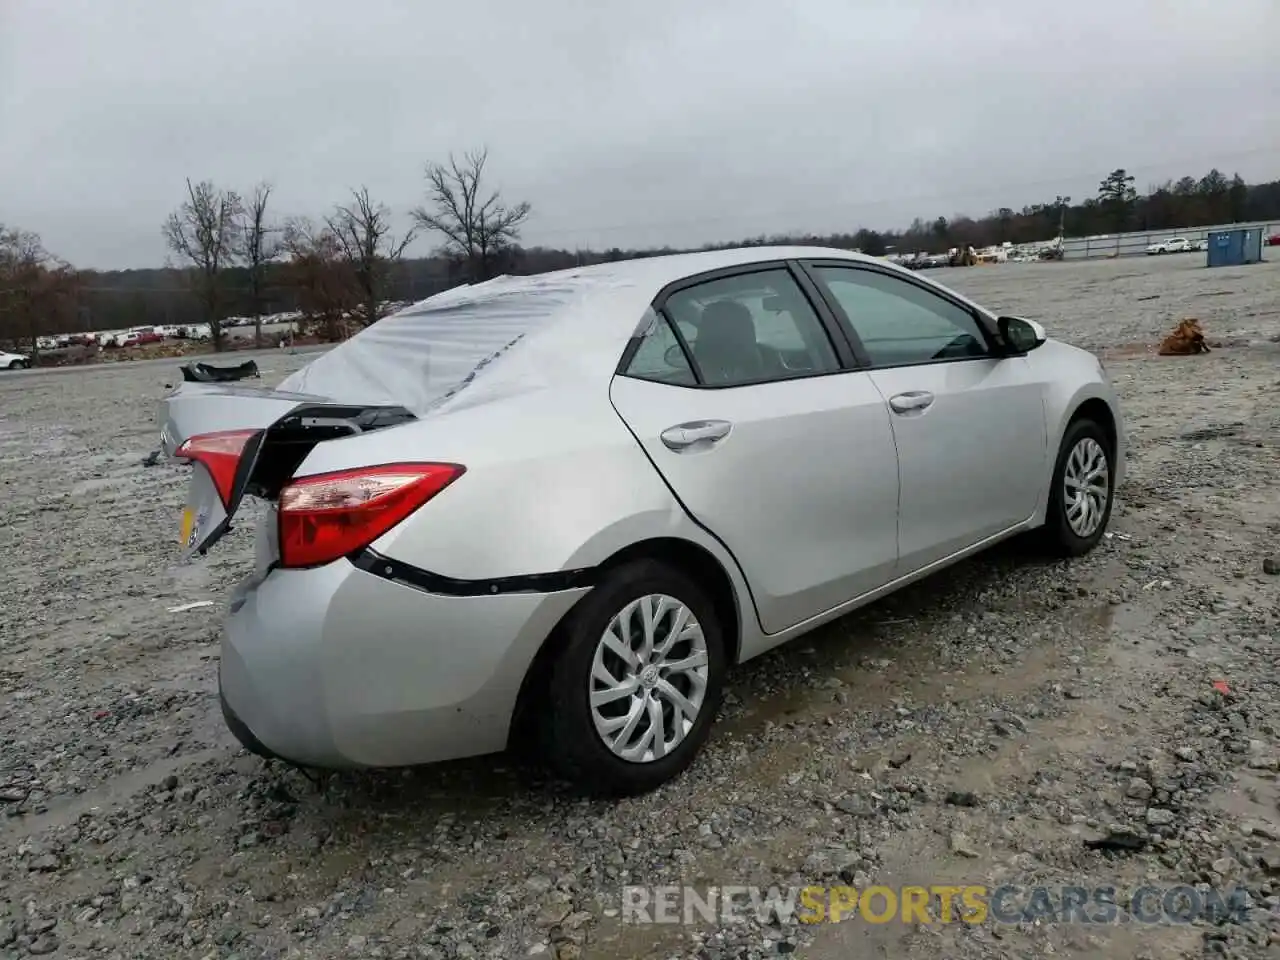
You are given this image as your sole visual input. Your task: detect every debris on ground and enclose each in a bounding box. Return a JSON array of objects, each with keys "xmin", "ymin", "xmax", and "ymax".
[
  {"xmin": 1084, "ymin": 828, "xmax": 1149, "ymax": 854},
  {"xmin": 180, "ymin": 358, "xmax": 261, "ymax": 383},
  {"xmin": 1157, "ymin": 317, "xmax": 1212, "ymax": 355},
  {"xmin": 167, "ymin": 600, "xmax": 215, "ymax": 613}
]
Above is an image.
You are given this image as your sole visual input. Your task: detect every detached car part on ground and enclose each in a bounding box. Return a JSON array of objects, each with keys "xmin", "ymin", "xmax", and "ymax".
[
  {"xmin": 180, "ymin": 359, "xmax": 261, "ymax": 383},
  {"xmin": 158, "ymin": 245, "xmax": 1125, "ymax": 796}
]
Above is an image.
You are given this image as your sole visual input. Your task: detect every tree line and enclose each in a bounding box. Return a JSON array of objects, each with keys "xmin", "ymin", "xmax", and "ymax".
[
  {"xmin": 157, "ymin": 148, "xmax": 530, "ymax": 349},
  {"xmin": 3, "ymin": 158, "xmax": 1279, "ymax": 354}
]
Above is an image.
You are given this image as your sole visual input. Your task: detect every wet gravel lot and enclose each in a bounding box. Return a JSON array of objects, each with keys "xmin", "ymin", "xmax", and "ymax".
[{"xmin": 2, "ymin": 254, "xmax": 1280, "ymax": 959}]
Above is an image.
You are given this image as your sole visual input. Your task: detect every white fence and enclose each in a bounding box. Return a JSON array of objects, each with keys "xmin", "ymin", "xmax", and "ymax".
[{"xmin": 1063, "ymin": 219, "xmax": 1278, "ymax": 260}]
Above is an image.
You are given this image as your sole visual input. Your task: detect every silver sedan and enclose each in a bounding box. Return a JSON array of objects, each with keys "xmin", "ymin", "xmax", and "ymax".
[{"xmin": 158, "ymin": 245, "xmax": 1124, "ymax": 795}]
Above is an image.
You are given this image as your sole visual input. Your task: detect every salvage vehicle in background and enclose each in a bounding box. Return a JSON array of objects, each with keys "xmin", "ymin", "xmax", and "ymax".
[
  {"xmin": 0, "ymin": 348, "xmax": 31, "ymax": 369},
  {"xmin": 175, "ymin": 324, "xmax": 213, "ymax": 342},
  {"xmin": 1146, "ymin": 237, "xmax": 1192, "ymax": 254},
  {"xmin": 158, "ymin": 246, "xmax": 1125, "ymax": 795},
  {"xmin": 128, "ymin": 326, "xmax": 165, "ymax": 345}
]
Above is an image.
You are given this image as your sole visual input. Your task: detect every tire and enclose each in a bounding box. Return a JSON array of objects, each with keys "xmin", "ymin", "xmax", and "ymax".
[
  {"xmin": 7, "ymin": 359, "xmax": 26, "ymax": 370},
  {"xmin": 1040, "ymin": 417, "xmax": 1115, "ymax": 557},
  {"xmin": 540, "ymin": 559, "xmax": 726, "ymax": 796}
]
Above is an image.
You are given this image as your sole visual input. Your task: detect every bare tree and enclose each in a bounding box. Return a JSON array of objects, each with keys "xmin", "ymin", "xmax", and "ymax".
[
  {"xmin": 410, "ymin": 148, "xmax": 531, "ymax": 282},
  {"xmin": 163, "ymin": 179, "xmax": 242, "ymax": 350},
  {"xmin": 281, "ymin": 218, "xmax": 358, "ymax": 342},
  {"xmin": 325, "ymin": 187, "xmax": 415, "ymax": 327},
  {"xmin": 237, "ymin": 182, "xmax": 282, "ymax": 347},
  {"xmin": 0, "ymin": 225, "xmax": 79, "ymax": 362}
]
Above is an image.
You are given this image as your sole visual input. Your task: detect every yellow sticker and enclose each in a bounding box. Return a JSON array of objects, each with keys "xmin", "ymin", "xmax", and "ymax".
[{"xmin": 179, "ymin": 507, "xmax": 194, "ymax": 545}]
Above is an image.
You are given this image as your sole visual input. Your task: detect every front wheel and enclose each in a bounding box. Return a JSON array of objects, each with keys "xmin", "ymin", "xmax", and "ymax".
[
  {"xmin": 1040, "ymin": 418, "xmax": 1115, "ymax": 557},
  {"xmin": 7, "ymin": 359, "xmax": 27, "ymax": 370},
  {"xmin": 540, "ymin": 560, "xmax": 726, "ymax": 796}
]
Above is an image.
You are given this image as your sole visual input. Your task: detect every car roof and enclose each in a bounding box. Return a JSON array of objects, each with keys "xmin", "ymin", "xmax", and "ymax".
[
  {"xmin": 506, "ymin": 244, "xmax": 878, "ymax": 286},
  {"xmin": 280, "ymin": 246, "xmax": 887, "ymax": 417},
  {"xmin": 397, "ymin": 245, "xmax": 879, "ymax": 319},
  {"xmin": 404, "ymin": 244, "xmax": 886, "ymax": 349}
]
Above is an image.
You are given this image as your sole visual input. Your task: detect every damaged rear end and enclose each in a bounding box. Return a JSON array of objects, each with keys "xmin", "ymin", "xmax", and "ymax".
[{"xmin": 159, "ymin": 382, "xmax": 457, "ymax": 566}]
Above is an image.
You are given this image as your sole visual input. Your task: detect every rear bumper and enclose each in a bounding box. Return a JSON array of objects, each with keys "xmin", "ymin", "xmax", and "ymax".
[
  {"xmin": 220, "ymin": 688, "xmax": 280, "ymax": 761},
  {"xmin": 218, "ymin": 557, "xmax": 588, "ymax": 769}
]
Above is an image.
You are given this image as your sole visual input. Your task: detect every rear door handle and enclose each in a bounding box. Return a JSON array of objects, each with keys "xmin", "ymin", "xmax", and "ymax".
[
  {"xmin": 888, "ymin": 391, "xmax": 935, "ymax": 414},
  {"xmin": 660, "ymin": 420, "xmax": 732, "ymax": 451}
]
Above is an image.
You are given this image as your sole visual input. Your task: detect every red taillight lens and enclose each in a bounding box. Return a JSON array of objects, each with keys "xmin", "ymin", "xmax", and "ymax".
[
  {"xmin": 277, "ymin": 462, "xmax": 464, "ymax": 569},
  {"xmin": 174, "ymin": 429, "xmax": 258, "ymax": 507}
]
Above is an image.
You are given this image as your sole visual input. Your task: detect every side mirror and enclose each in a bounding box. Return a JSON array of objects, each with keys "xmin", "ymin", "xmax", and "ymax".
[
  {"xmin": 664, "ymin": 343, "xmax": 687, "ymax": 368},
  {"xmin": 998, "ymin": 316, "xmax": 1047, "ymax": 354}
]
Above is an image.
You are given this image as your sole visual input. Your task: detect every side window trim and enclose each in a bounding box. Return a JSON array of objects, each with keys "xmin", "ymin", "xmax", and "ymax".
[
  {"xmin": 660, "ymin": 305, "xmax": 702, "ymax": 385},
  {"xmin": 785, "ymin": 258, "xmax": 860, "ymax": 369},
  {"xmin": 797, "ymin": 259, "xmax": 1001, "ymax": 370}
]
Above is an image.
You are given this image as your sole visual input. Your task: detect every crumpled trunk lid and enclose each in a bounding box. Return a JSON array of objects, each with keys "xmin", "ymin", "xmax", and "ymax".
[{"xmin": 158, "ymin": 382, "xmax": 413, "ymax": 558}]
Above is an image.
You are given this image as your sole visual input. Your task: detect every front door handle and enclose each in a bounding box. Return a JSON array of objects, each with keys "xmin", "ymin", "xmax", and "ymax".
[
  {"xmin": 888, "ymin": 391, "xmax": 935, "ymax": 414},
  {"xmin": 660, "ymin": 420, "xmax": 732, "ymax": 451}
]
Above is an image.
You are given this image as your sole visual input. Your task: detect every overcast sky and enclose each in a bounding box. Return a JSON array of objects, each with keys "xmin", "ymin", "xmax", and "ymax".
[{"xmin": 2, "ymin": 0, "xmax": 1278, "ymax": 271}]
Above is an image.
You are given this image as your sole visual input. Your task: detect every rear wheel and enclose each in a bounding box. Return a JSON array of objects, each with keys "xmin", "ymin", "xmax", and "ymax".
[
  {"xmin": 541, "ymin": 560, "xmax": 726, "ymax": 796},
  {"xmin": 1041, "ymin": 418, "xmax": 1114, "ymax": 556}
]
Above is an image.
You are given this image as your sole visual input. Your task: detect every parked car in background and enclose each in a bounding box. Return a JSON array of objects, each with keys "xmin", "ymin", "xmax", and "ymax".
[
  {"xmin": 128, "ymin": 326, "xmax": 164, "ymax": 345},
  {"xmin": 0, "ymin": 349, "xmax": 31, "ymax": 369},
  {"xmin": 1267, "ymin": 233, "xmax": 1280, "ymax": 247},
  {"xmin": 159, "ymin": 246, "xmax": 1125, "ymax": 795},
  {"xmin": 175, "ymin": 324, "xmax": 212, "ymax": 341},
  {"xmin": 1146, "ymin": 237, "xmax": 1192, "ymax": 255}
]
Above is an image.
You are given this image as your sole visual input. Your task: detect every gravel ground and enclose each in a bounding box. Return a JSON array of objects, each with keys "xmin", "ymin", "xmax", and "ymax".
[{"xmin": 2, "ymin": 254, "xmax": 1279, "ymax": 960}]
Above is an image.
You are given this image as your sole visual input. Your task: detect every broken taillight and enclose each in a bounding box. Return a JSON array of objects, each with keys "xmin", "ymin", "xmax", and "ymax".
[
  {"xmin": 174, "ymin": 429, "xmax": 259, "ymax": 507},
  {"xmin": 277, "ymin": 463, "xmax": 464, "ymax": 569}
]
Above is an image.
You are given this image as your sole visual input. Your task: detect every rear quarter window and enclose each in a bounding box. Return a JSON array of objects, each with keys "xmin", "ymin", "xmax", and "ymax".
[{"xmin": 621, "ymin": 311, "xmax": 697, "ymax": 386}]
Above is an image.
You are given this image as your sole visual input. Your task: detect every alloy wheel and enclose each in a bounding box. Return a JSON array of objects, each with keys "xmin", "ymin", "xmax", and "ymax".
[
  {"xmin": 589, "ymin": 594, "xmax": 709, "ymax": 763},
  {"xmin": 1062, "ymin": 436, "xmax": 1110, "ymax": 538}
]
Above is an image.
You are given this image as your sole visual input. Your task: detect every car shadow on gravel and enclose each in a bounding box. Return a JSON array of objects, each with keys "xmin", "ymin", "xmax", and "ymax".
[{"xmin": 267, "ymin": 533, "xmax": 1061, "ymax": 816}]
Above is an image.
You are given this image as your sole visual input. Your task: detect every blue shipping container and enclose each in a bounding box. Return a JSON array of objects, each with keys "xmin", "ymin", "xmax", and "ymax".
[{"xmin": 1207, "ymin": 228, "xmax": 1264, "ymax": 267}]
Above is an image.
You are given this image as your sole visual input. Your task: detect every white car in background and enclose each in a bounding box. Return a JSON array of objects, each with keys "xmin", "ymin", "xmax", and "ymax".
[
  {"xmin": 1146, "ymin": 237, "xmax": 1192, "ymax": 255},
  {"xmin": 0, "ymin": 349, "xmax": 31, "ymax": 370}
]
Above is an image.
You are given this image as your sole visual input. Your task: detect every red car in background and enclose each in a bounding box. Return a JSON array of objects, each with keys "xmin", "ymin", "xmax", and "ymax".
[
  {"xmin": 1266, "ymin": 233, "xmax": 1280, "ymax": 247},
  {"xmin": 128, "ymin": 327, "xmax": 164, "ymax": 345}
]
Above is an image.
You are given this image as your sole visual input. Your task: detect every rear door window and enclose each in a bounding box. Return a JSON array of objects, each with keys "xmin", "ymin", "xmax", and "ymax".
[{"xmin": 660, "ymin": 269, "xmax": 840, "ymax": 386}]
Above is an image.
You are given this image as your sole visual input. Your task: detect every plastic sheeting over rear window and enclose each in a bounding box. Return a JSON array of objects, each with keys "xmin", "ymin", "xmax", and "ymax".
[{"xmin": 277, "ymin": 273, "xmax": 593, "ymax": 417}]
